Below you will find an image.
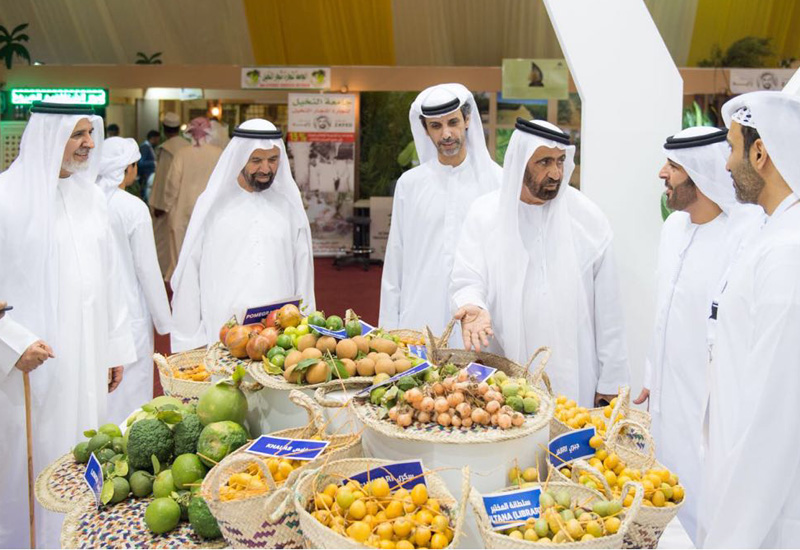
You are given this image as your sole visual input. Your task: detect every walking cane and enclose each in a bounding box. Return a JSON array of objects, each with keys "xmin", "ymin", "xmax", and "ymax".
[{"xmin": 23, "ymin": 371, "xmax": 36, "ymax": 548}]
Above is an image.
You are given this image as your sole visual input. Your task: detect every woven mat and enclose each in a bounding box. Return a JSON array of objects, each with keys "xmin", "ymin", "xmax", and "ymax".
[
  {"xmin": 61, "ymin": 496, "xmax": 226, "ymax": 549},
  {"xmin": 204, "ymin": 343, "xmax": 248, "ymax": 376},
  {"xmin": 35, "ymin": 452, "xmax": 88, "ymax": 513}
]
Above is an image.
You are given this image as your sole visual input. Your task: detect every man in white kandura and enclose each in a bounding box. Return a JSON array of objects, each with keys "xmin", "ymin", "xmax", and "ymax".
[
  {"xmin": 451, "ymin": 118, "xmax": 629, "ymax": 407},
  {"xmin": 380, "ymin": 83, "xmax": 501, "ymax": 344},
  {"xmin": 97, "ymin": 137, "xmax": 173, "ymax": 425},
  {"xmin": 149, "ymin": 112, "xmax": 189, "ymax": 280},
  {"xmin": 170, "ymin": 119, "xmax": 315, "ymax": 351},
  {"xmin": 700, "ymin": 92, "xmax": 800, "ymax": 548},
  {"xmin": 633, "ymin": 127, "xmax": 763, "ymax": 544},
  {"xmin": 0, "ymin": 101, "xmax": 134, "ymax": 547},
  {"xmin": 161, "ymin": 117, "xmax": 223, "ymax": 280}
]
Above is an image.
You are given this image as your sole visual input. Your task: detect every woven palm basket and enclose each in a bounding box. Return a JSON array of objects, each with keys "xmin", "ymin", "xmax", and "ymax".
[
  {"xmin": 154, "ymin": 349, "xmax": 214, "ymax": 405},
  {"xmin": 469, "ymin": 480, "xmax": 644, "ymax": 549},
  {"xmin": 350, "ymin": 339, "xmax": 555, "ymax": 445},
  {"xmin": 548, "ymin": 385, "xmax": 652, "ymax": 440},
  {"xmin": 201, "ymin": 390, "xmax": 363, "ymax": 549},
  {"xmin": 293, "ymin": 457, "xmax": 469, "ymax": 549},
  {"xmin": 35, "ymin": 452, "xmax": 89, "ymax": 513}
]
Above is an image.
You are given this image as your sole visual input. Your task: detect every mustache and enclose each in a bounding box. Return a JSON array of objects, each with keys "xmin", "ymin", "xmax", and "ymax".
[
  {"xmin": 438, "ymin": 138, "xmax": 460, "ymax": 146},
  {"xmin": 541, "ymin": 177, "xmax": 561, "ymax": 186}
]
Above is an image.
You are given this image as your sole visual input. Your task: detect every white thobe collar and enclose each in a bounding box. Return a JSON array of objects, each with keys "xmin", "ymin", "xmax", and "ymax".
[
  {"xmin": 431, "ymin": 155, "xmax": 470, "ymax": 177},
  {"xmin": 766, "ymin": 192, "xmax": 800, "ymax": 225}
]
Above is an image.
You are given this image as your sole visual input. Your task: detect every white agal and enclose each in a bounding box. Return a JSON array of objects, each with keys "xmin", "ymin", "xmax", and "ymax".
[
  {"xmin": 0, "ymin": 107, "xmax": 135, "ymax": 548},
  {"xmin": 380, "ymin": 83, "xmax": 501, "ymax": 344},
  {"xmin": 451, "ymin": 120, "xmax": 629, "ymax": 407},
  {"xmin": 171, "ymin": 119, "xmax": 315, "ymax": 351},
  {"xmin": 97, "ymin": 137, "xmax": 173, "ymax": 425},
  {"xmin": 701, "ymin": 91, "xmax": 800, "ymax": 548}
]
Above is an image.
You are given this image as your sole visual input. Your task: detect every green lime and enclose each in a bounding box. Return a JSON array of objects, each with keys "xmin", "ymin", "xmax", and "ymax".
[
  {"xmin": 98, "ymin": 423, "xmax": 123, "ymax": 439},
  {"xmin": 171, "ymin": 454, "xmax": 208, "ymax": 490},
  {"xmin": 111, "ymin": 436, "xmax": 125, "ymax": 454},
  {"xmin": 87, "ymin": 433, "xmax": 112, "ymax": 454},
  {"xmin": 276, "ymin": 334, "xmax": 293, "ymax": 350},
  {"xmin": 326, "ymin": 315, "xmax": 344, "ymax": 331},
  {"xmin": 97, "ymin": 448, "xmax": 117, "ymax": 464},
  {"xmin": 271, "ymin": 354, "xmax": 285, "ymax": 369},
  {"xmin": 110, "ymin": 477, "xmax": 130, "ymax": 504},
  {"xmin": 307, "ymin": 313, "xmax": 326, "ymax": 328},
  {"xmin": 129, "ymin": 471, "xmax": 154, "ymax": 498},
  {"xmin": 73, "ymin": 442, "xmax": 90, "ymax": 464},
  {"xmin": 267, "ymin": 346, "xmax": 284, "ymax": 361},
  {"xmin": 345, "ymin": 320, "xmax": 362, "ymax": 337},
  {"xmin": 145, "ymin": 497, "xmax": 181, "ymax": 534},
  {"xmin": 153, "ymin": 469, "xmax": 176, "ymax": 498}
]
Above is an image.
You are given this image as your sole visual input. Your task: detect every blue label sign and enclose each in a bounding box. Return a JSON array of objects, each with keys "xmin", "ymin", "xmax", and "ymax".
[
  {"xmin": 482, "ymin": 486, "xmax": 541, "ymax": 530},
  {"xmin": 465, "ymin": 362, "xmax": 496, "ymax": 382},
  {"xmin": 348, "ymin": 460, "xmax": 426, "ymax": 490},
  {"xmin": 356, "ymin": 361, "xmax": 431, "ymax": 395},
  {"xmin": 407, "ymin": 345, "xmax": 427, "ymax": 360},
  {"xmin": 310, "ymin": 320, "xmax": 376, "ymax": 339},
  {"xmin": 83, "ymin": 453, "xmax": 103, "ymax": 508},
  {"xmin": 548, "ymin": 426, "xmax": 596, "ymax": 466},
  {"xmin": 246, "ymin": 435, "xmax": 329, "ymax": 461},
  {"xmin": 242, "ymin": 297, "xmax": 301, "ymax": 326}
]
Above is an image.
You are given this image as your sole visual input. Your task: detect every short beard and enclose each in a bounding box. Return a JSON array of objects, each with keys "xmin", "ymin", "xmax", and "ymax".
[
  {"xmin": 731, "ymin": 157, "xmax": 766, "ymax": 205},
  {"xmin": 61, "ymin": 158, "xmax": 90, "ymax": 174},
  {"xmin": 436, "ymin": 137, "xmax": 463, "ymax": 158},
  {"xmin": 241, "ymin": 167, "xmax": 275, "ymax": 191},
  {"xmin": 523, "ymin": 166, "xmax": 561, "ymax": 201},
  {"xmin": 666, "ymin": 178, "xmax": 698, "ymax": 211}
]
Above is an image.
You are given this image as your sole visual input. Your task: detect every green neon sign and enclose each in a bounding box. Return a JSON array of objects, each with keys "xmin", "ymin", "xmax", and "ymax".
[{"xmin": 10, "ymin": 88, "xmax": 108, "ymax": 106}]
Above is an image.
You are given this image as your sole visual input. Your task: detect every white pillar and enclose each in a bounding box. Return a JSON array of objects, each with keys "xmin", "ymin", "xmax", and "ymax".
[{"xmin": 543, "ymin": 0, "xmax": 683, "ymax": 396}]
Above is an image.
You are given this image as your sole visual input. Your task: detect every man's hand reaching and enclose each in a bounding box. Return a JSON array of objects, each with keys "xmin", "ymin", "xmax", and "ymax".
[{"xmin": 455, "ymin": 304, "xmax": 493, "ymax": 352}]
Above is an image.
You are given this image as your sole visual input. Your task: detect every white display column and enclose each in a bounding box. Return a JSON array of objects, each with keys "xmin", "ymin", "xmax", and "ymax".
[{"xmin": 544, "ymin": 0, "xmax": 683, "ymax": 396}]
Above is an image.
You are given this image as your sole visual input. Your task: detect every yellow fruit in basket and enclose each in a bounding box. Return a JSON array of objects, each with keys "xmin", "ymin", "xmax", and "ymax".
[
  {"xmin": 323, "ymin": 483, "xmax": 338, "ymax": 499},
  {"xmin": 396, "ymin": 541, "xmax": 414, "ymax": 550},
  {"xmin": 393, "ymin": 517, "xmax": 413, "ymax": 538},
  {"xmin": 589, "ymin": 435, "xmax": 603, "ymax": 449},
  {"xmin": 315, "ymin": 493, "xmax": 334, "ymax": 509},
  {"xmin": 603, "ymin": 406, "xmax": 613, "ymax": 418},
  {"xmin": 617, "ymin": 475, "xmax": 631, "ymax": 489},
  {"xmin": 369, "ymin": 477, "xmax": 391, "ymax": 499},
  {"xmin": 336, "ymin": 339, "xmax": 358, "ymax": 360},
  {"xmin": 336, "ymin": 488, "xmax": 355, "ymax": 510},
  {"xmin": 411, "ymin": 483, "xmax": 428, "ymax": 506},
  {"xmin": 595, "ymin": 449, "xmax": 608, "ymax": 461},
  {"xmin": 624, "ymin": 494, "xmax": 634, "ymax": 507},
  {"xmin": 416, "ymin": 509, "xmax": 434, "ymax": 525},
  {"xmin": 586, "ymin": 520, "xmax": 603, "ymax": 538},
  {"xmin": 379, "ymin": 540, "xmax": 395, "ymax": 550},
  {"xmin": 346, "ymin": 521, "xmax": 371, "ymax": 542},
  {"xmin": 642, "ymin": 479, "xmax": 655, "ymax": 492},
  {"xmin": 415, "ymin": 525, "xmax": 432, "ymax": 546},
  {"xmin": 603, "ymin": 453, "xmax": 620, "ymax": 470},
  {"xmin": 376, "ymin": 522, "xmax": 394, "ymax": 540},
  {"xmin": 348, "ymin": 499, "xmax": 367, "ymax": 520},
  {"xmin": 431, "ymin": 514, "xmax": 449, "ymax": 533},
  {"xmin": 604, "ymin": 517, "xmax": 621, "ymax": 534},
  {"xmin": 566, "ymin": 518, "xmax": 585, "ymax": 540},
  {"xmin": 366, "ymin": 500, "xmax": 379, "ymax": 516},
  {"xmin": 652, "ymin": 490, "xmax": 666, "ymax": 507},
  {"xmin": 385, "ymin": 500, "xmax": 403, "ymax": 519},
  {"xmin": 604, "ymin": 470, "xmax": 617, "ymax": 486},
  {"xmin": 672, "ymin": 485, "xmax": 685, "ymax": 502},
  {"xmin": 430, "ymin": 533, "xmax": 449, "ymax": 549}
]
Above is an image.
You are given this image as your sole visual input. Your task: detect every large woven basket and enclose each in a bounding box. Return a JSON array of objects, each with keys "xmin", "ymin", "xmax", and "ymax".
[
  {"xmin": 548, "ymin": 386, "xmax": 652, "ymax": 441},
  {"xmin": 35, "ymin": 452, "xmax": 89, "ymax": 513},
  {"xmin": 350, "ymin": 345, "xmax": 555, "ymax": 445},
  {"xmin": 60, "ymin": 494, "xmax": 225, "ymax": 549},
  {"xmin": 155, "ymin": 349, "xmax": 213, "ymax": 404},
  {"xmin": 606, "ymin": 420, "xmax": 684, "ymax": 549},
  {"xmin": 201, "ymin": 390, "xmax": 363, "ymax": 549},
  {"xmin": 469, "ymin": 480, "xmax": 643, "ymax": 549},
  {"xmin": 247, "ymin": 358, "xmax": 375, "ymax": 392},
  {"xmin": 293, "ymin": 457, "xmax": 470, "ymax": 549}
]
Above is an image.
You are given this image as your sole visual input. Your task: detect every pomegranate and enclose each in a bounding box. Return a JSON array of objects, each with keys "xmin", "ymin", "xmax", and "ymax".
[
  {"xmin": 244, "ymin": 323, "xmax": 264, "ymax": 334},
  {"xmin": 259, "ymin": 327, "xmax": 278, "ymax": 349},
  {"xmin": 263, "ymin": 309, "xmax": 278, "ymax": 329},
  {"xmin": 246, "ymin": 332, "xmax": 272, "ymax": 361},
  {"xmin": 219, "ymin": 319, "xmax": 237, "ymax": 343},
  {"xmin": 225, "ymin": 325, "xmax": 250, "ymax": 359},
  {"xmin": 276, "ymin": 304, "xmax": 301, "ymax": 328}
]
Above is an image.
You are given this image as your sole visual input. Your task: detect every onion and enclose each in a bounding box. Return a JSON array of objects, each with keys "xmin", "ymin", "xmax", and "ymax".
[
  {"xmin": 491, "ymin": 413, "xmax": 499, "ymax": 426},
  {"xmin": 405, "ymin": 388, "xmax": 423, "ymax": 404},
  {"xmin": 455, "ymin": 382, "xmax": 470, "ymax": 392},
  {"xmin": 417, "ymin": 411, "xmax": 431, "ymax": 423},
  {"xmin": 437, "ymin": 413, "xmax": 451, "ymax": 427},
  {"xmin": 456, "ymin": 402, "xmax": 472, "ymax": 418},
  {"xmin": 397, "ymin": 413, "xmax": 413, "ymax": 427},
  {"xmin": 511, "ymin": 412, "xmax": 525, "ymax": 427},
  {"xmin": 388, "ymin": 407, "xmax": 399, "ymax": 421},
  {"xmin": 477, "ymin": 382, "xmax": 490, "ymax": 395},
  {"xmin": 486, "ymin": 400, "xmax": 501, "ymax": 414},
  {"xmin": 471, "ymin": 408, "xmax": 485, "ymax": 423},
  {"xmin": 461, "ymin": 417, "xmax": 473, "ymax": 428},
  {"xmin": 420, "ymin": 396, "xmax": 435, "ymax": 412},
  {"xmin": 434, "ymin": 397, "xmax": 449, "ymax": 414},
  {"xmin": 442, "ymin": 377, "xmax": 455, "ymax": 392},
  {"xmin": 432, "ymin": 383, "xmax": 445, "ymax": 396},
  {"xmin": 457, "ymin": 370, "xmax": 469, "ymax": 383},
  {"xmin": 498, "ymin": 414, "xmax": 512, "ymax": 429},
  {"xmin": 447, "ymin": 392, "xmax": 465, "ymax": 408},
  {"xmin": 451, "ymin": 415, "xmax": 462, "ymax": 428}
]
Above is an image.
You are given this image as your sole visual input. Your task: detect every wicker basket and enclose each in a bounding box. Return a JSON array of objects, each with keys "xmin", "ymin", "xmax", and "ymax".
[
  {"xmin": 34, "ymin": 452, "xmax": 89, "ymax": 513},
  {"xmin": 350, "ymin": 344, "xmax": 555, "ymax": 445},
  {"xmin": 293, "ymin": 457, "xmax": 470, "ymax": 549},
  {"xmin": 60, "ymin": 494, "xmax": 226, "ymax": 549},
  {"xmin": 469, "ymin": 480, "xmax": 644, "ymax": 549},
  {"xmin": 201, "ymin": 390, "xmax": 363, "ymax": 549},
  {"xmin": 605, "ymin": 420, "xmax": 684, "ymax": 549},
  {"xmin": 548, "ymin": 386, "xmax": 652, "ymax": 441},
  {"xmin": 155, "ymin": 349, "xmax": 214, "ymax": 404}
]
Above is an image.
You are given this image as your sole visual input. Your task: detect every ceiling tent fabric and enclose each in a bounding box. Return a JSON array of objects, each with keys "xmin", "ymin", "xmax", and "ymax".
[
  {"xmin": 644, "ymin": 0, "xmax": 699, "ymax": 67},
  {"xmin": 243, "ymin": 0, "xmax": 396, "ymax": 66},
  {"xmin": 687, "ymin": 0, "xmax": 800, "ymax": 66},
  {"xmin": 0, "ymin": 0, "xmax": 255, "ymax": 65}
]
